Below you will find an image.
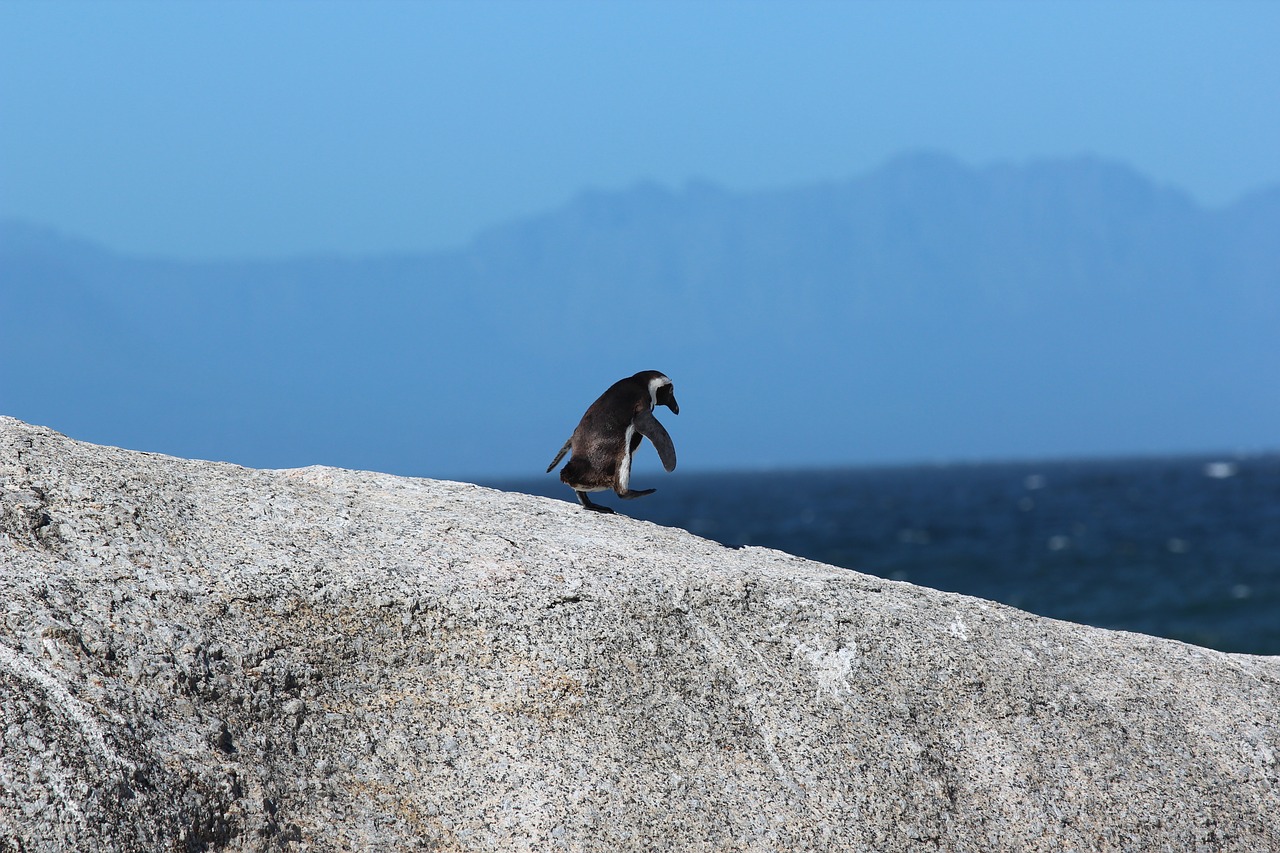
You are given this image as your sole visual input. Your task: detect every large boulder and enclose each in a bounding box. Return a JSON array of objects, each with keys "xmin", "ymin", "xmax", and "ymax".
[{"xmin": 1, "ymin": 416, "xmax": 1277, "ymax": 850}]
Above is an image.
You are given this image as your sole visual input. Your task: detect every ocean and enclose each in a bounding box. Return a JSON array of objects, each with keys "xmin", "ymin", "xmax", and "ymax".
[{"xmin": 490, "ymin": 454, "xmax": 1280, "ymax": 656}]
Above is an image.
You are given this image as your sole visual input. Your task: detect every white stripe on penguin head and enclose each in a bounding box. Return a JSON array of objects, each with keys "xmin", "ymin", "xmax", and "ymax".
[{"xmin": 646, "ymin": 374, "xmax": 671, "ymax": 411}]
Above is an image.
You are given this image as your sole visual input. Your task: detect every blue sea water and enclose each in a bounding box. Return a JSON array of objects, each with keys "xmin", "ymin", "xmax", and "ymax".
[{"xmin": 491, "ymin": 454, "xmax": 1280, "ymax": 656}]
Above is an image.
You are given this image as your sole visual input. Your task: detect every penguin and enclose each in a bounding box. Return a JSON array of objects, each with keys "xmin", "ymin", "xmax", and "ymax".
[{"xmin": 546, "ymin": 370, "xmax": 679, "ymax": 513}]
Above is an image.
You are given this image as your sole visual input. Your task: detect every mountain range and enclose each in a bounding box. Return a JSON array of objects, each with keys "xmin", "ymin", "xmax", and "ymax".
[{"xmin": 2, "ymin": 152, "xmax": 1277, "ymax": 479}]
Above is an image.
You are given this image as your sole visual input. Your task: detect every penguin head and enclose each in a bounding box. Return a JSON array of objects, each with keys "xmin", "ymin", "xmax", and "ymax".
[
  {"xmin": 635, "ymin": 370, "xmax": 680, "ymax": 415},
  {"xmin": 656, "ymin": 381, "xmax": 679, "ymax": 415}
]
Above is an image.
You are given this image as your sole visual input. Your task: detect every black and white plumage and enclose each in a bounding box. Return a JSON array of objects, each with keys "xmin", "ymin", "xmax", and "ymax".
[{"xmin": 546, "ymin": 370, "xmax": 679, "ymax": 513}]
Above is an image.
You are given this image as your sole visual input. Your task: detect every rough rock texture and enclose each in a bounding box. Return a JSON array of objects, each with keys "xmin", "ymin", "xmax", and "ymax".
[{"xmin": 2, "ymin": 416, "xmax": 1278, "ymax": 852}]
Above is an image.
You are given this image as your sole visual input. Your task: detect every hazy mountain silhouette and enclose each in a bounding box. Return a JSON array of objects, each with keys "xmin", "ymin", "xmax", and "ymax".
[{"xmin": 3, "ymin": 153, "xmax": 1277, "ymax": 478}]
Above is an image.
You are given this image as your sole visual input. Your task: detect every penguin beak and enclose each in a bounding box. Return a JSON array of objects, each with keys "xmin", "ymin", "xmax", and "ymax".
[{"xmin": 667, "ymin": 396, "xmax": 680, "ymax": 415}]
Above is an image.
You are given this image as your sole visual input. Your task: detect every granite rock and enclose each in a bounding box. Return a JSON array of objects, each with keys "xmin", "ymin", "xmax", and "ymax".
[{"xmin": 1, "ymin": 415, "xmax": 1278, "ymax": 851}]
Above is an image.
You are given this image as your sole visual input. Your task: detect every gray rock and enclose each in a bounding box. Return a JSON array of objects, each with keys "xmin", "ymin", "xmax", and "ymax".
[{"xmin": 2, "ymin": 415, "xmax": 1278, "ymax": 851}]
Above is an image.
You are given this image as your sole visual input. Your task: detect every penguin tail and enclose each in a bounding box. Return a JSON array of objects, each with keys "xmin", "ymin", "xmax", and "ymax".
[{"xmin": 546, "ymin": 438, "xmax": 572, "ymax": 473}]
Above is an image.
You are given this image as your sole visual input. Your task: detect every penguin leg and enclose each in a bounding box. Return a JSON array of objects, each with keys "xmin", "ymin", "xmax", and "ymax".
[
  {"xmin": 617, "ymin": 488, "xmax": 656, "ymax": 500},
  {"xmin": 576, "ymin": 490, "xmax": 615, "ymax": 513}
]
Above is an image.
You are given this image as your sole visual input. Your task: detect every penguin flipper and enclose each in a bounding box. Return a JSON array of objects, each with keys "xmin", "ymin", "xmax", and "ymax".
[
  {"xmin": 634, "ymin": 410, "xmax": 677, "ymax": 472},
  {"xmin": 546, "ymin": 438, "xmax": 573, "ymax": 473}
]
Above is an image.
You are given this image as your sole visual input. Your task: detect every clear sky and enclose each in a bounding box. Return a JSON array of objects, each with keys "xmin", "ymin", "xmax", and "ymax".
[{"xmin": 2, "ymin": 0, "xmax": 1278, "ymax": 260}]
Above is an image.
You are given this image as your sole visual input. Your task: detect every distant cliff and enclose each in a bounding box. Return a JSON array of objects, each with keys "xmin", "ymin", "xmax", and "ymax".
[
  {"xmin": 2, "ymin": 416, "xmax": 1279, "ymax": 851},
  {"xmin": 4, "ymin": 153, "xmax": 1279, "ymax": 477}
]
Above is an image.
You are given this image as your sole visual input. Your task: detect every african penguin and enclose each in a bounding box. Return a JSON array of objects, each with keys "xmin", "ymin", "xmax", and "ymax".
[{"xmin": 546, "ymin": 370, "xmax": 679, "ymax": 513}]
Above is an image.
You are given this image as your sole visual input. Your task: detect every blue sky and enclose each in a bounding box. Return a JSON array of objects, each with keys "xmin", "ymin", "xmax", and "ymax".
[{"xmin": 2, "ymin": 0, "xmax": 1279, "ymax": 260}]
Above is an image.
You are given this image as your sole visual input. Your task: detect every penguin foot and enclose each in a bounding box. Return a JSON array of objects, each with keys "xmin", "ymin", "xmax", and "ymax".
[
  {"xmin": 617, "ymin": 488, "xmax": 656, "ymax": 500},
  {"xmin": 576, "ymin": 491, "xmax": 615, "ymax": 513}
]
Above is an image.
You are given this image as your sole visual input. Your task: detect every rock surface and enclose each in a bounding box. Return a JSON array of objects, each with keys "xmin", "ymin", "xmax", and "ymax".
[{"xmin": 1, "ymin": 415, "xmax": 1278, "ymax": 851}]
